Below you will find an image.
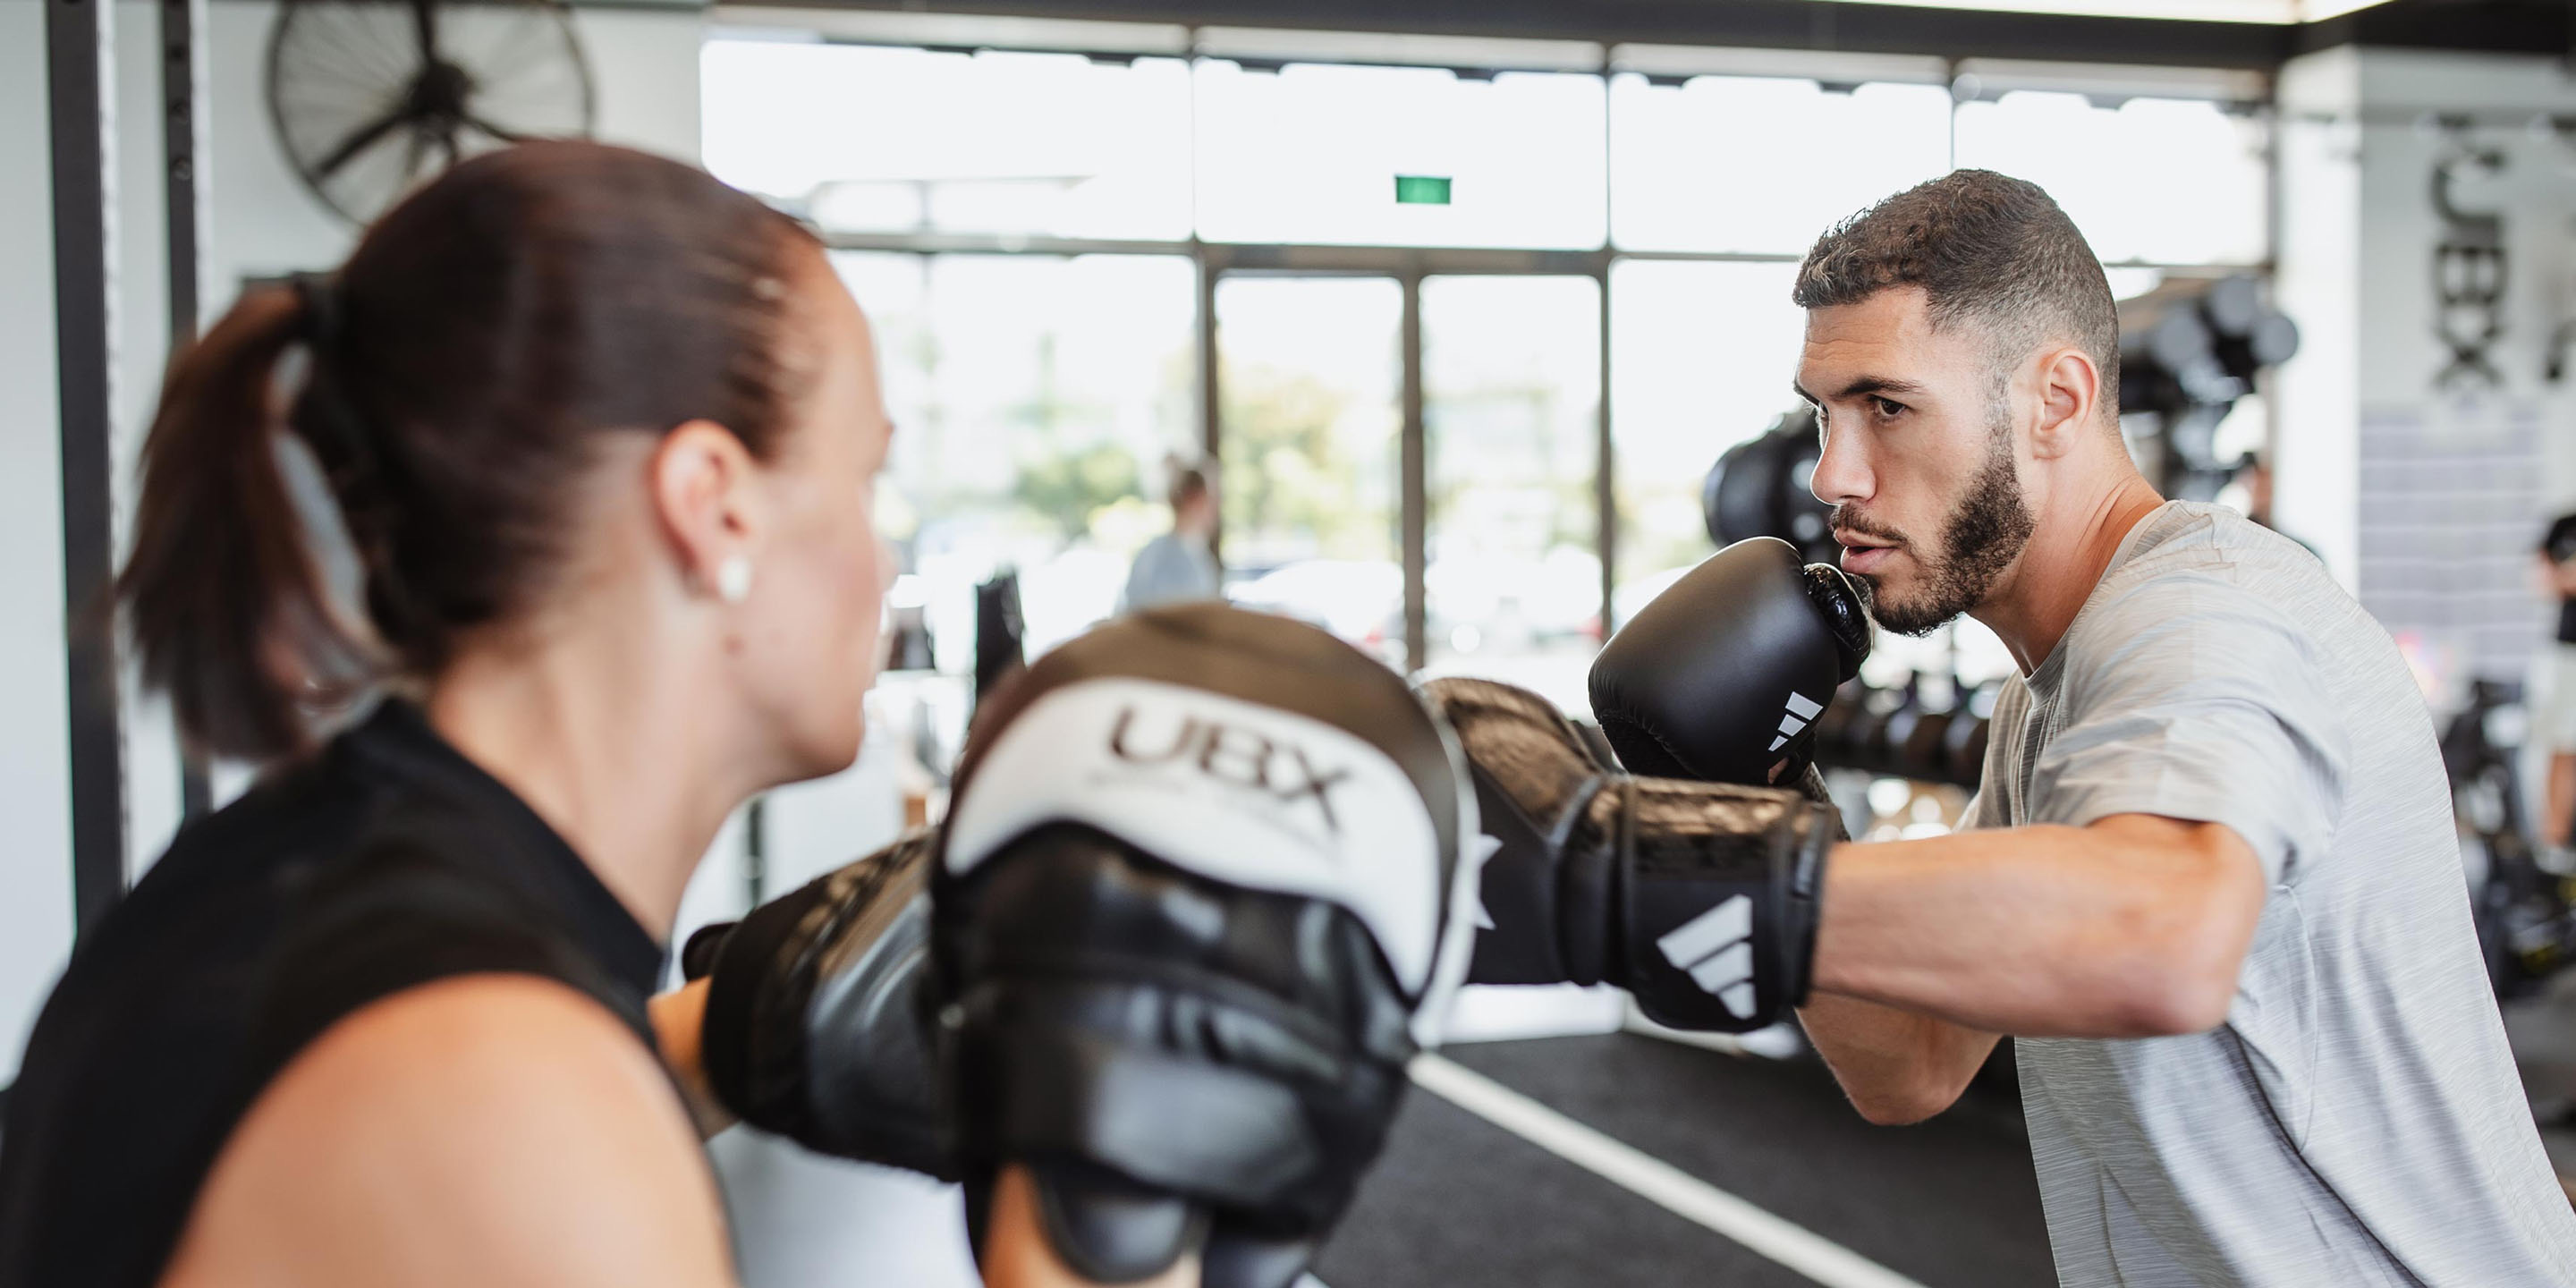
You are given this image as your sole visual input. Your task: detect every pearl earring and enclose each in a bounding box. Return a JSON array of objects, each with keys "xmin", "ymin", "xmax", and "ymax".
[{"xmin": 716, "ymin": 555, "xmax": 754, "ymax": 605}]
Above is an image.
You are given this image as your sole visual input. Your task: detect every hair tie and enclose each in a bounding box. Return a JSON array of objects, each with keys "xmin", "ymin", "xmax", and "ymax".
[
  {"xmin": 285, "ymin": 272, "xmax": 431, "ymax": 657},
  {"xmin": 284, "ymin": 273, "xmax": 378, "ymax": 474},
  {"xmin": 289, "ymin": 272, "xmax": 341, "ymax": 350}
]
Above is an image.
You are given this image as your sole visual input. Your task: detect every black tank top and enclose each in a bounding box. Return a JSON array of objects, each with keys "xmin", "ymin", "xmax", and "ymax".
[{"xmin": 0, "ymin": 700, "xmax": 666, "ymax": 1288}]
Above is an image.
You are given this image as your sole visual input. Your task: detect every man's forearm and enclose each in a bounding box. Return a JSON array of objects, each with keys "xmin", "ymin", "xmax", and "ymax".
[
  {"xmin": 1809, "ymin": 815, "xmax": 2265, "ymax": 1038},
  {"xmin": 1796, "ymin": 993, "xmax": 1999, "ymax": 1125}
]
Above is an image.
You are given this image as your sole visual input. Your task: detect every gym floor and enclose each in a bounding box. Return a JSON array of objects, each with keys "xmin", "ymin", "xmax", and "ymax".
[
  {"xmin": 709, "ymin": 977, "xmax": 2576, "ymax": 1288},
  {"xmin": 1309, "ymin": 969, "xmax": 2576, "ymax": 1288},
  {"xmin": 1312, "ymin": 1034, "xmax": 2055, "ymax": 1288}
]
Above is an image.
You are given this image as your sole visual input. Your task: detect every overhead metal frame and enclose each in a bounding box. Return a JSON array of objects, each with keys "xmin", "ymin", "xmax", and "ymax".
[
  {"xmin": 728, "ymin": 0, "xmax": 2576, "ymax": 66},
  {"xmin": 730, "ymin": 0, "xmax": 2300, "ymax": 70},
  {"xmin": 48, "ymin": 0, "xmax": 128, "ymax": 936}
]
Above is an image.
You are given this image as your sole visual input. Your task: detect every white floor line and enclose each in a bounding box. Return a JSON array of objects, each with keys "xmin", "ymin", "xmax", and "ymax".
[{"xmin": 1410, "ymin": 1053, "xmax": 1929, "ymax": 1288}]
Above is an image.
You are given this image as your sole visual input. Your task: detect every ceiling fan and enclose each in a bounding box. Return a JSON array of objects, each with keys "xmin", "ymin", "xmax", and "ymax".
[{"xmin": 267, "ymin": 0, "xmax": 597, "ymax": 225}]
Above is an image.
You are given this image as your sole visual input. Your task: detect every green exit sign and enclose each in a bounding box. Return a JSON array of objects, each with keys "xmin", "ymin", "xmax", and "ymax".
[{"xmin": 1394, "ymin": 175, "xmax": 1453, "ymax": 205}]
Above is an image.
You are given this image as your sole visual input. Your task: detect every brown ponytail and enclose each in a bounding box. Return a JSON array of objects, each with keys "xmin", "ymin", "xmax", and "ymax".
[
  {"xmin": 118, "ymin": 285, "xmax": 371, "ymax": 760},
  {"xmin": 117, "ymin": 141, "xmax": 822, "ymax": 761}
]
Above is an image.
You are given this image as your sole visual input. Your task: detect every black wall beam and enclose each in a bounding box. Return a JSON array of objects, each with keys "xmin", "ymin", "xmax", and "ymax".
[
  {"xmin": 789, "ymin": 0, "xmax": 2576, "ymax": 69},
  {"xmin": 2297, "ymin": 0, "xmax": 2575, "ymax": 59},
  {"xmin": 1399, "ymin": 271, "xmax": 1427, "ymax": 674},
  {"xmin": 49, "ymin": 0, "xmax": 130, "ymax": 936},
  {"xmin": 164, "ymin": 0, "xmax": 214, "ymax": 820}
]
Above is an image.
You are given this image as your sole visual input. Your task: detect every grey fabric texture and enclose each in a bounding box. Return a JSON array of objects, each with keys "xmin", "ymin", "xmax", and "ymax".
[
  {"xmin": 1962, "ymin": 501, "xmax": 2576, "ymax": 1287},
  {"xmin": 1121, "ymin": 530, "xmax": 1221, "ymax": 612}
]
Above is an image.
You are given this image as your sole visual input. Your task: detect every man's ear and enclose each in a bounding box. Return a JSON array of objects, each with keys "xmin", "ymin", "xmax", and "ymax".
[
  {"xmin": 651, "ymin": 419, "xmax": 765, "ymax": 597},
  {"xmin": 2027, "ymin": 344, "xmax": 2106, "ymax": 462}
]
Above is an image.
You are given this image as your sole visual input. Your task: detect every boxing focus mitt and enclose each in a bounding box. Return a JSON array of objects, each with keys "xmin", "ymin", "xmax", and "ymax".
[{"xmin": 936, "ymin": 604, "xmax": 1485, "ymax": 1288}]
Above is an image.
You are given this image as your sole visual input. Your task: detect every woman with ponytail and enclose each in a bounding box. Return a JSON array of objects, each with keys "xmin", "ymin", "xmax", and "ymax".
[{"xmin": 0, "ymin": 143, "xmax": 1146, "ymax": 1288}]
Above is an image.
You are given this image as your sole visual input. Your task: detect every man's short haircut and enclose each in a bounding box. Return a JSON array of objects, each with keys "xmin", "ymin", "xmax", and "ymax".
[
  {"xmin": 1169, "ymin": 461, "xmax": 1212, "ymax": 509},
  {"xmin": 1793, "ymin": 170, "xmax": 2120, "ymax": 424},
  {"xmin": 2542, "ymin": 513, "xmax": 2576, "ymax": 566}
]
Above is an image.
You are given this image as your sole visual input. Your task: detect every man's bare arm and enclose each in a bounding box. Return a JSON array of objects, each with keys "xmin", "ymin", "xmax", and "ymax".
[
  {"xmin": 1813, "ymin": 814, "xmax": 2267, "ymax": 1039},
  {"xmin": 1796, "ymin": 995, "xmax": 1999, "ymax": 1126}
]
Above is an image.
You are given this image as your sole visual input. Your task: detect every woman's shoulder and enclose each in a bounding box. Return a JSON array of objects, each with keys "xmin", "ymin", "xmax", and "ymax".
[{"xmin": 164, "ymin": 974, "xmax": 727, "ymax": 1288}]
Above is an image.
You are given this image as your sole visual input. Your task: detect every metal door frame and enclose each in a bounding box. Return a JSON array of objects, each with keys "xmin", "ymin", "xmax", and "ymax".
[{"xmin": 1192, "ymin": 247, "xmax": 1613, "ymax": 674}]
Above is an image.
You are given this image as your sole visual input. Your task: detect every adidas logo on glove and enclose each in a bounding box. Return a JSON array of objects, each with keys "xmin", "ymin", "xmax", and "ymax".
[
  {"xmin": 1655, "ymin": 895, "xmax": 1757, "ymax": 1020},
  {"xmin": 1766, "ymin": 691, "xmax": 1825, "ymax": 754}
]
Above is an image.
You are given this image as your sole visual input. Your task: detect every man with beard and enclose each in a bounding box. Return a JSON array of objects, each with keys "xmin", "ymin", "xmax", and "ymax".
[{"xmin": 1765, "ymin": 171, "xmax": 2575, "ymax": 1284}]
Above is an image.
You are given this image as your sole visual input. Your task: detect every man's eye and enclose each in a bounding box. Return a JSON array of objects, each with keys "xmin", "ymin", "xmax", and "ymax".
[{"xmin": 1871, "ymin": 396, "xmax": 1906, "ymax": 419}]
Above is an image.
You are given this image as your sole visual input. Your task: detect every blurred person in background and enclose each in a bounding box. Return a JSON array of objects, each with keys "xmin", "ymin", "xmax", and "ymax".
[
  {"xmin": 1122, "ymin": 460, "xmax": 1221, "ymax": 611},
  {"xmin": 2533, "ymin": 513, "xmax": 2576, "ymax": 850}
]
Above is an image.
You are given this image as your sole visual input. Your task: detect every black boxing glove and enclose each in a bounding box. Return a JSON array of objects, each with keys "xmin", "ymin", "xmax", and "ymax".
[
  {"xmin": 693, "ymin": 829, "xmax": 952, "ymax": 1180},
  {"xmin": 1426, "ymin": 676, "xmax": 1832, "ymax": 1032},
  {"xmin": 1590, "ymin": 536, "xmax": 1872, "ymax": 786},
  {"xmin": 936, "ymin": 604, "xmax": 1483, "ymax": 1288}
]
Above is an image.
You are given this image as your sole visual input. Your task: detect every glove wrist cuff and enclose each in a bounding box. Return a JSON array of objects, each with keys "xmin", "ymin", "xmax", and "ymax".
[{"xmin": 1615, "ymin": 781, "xmax": 1832, "ymax": 1033}]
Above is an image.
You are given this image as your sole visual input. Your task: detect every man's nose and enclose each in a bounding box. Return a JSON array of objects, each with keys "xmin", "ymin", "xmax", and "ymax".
[{"xmin": 1809, "ymin": 412, "xmax": 1870, "ymax": 508}]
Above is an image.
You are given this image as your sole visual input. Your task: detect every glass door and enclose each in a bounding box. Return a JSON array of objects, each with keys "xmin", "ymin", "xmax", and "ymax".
[
  {"xmin": 1213, "ymin": 274, "xmax": 1407, "ymax": 670},
  {"xmin": 1419, "ymin": 275, "xmax": 1602, "ymax": 711}
]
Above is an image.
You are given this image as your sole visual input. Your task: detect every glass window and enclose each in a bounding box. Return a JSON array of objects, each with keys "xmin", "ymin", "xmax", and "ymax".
[
  {"xmin": 1194, "ymin": 62, "xmax": 1607, "ymax": 248},
  {"xmin": 1608, "ymin": 259, "xmax": 1809, "ymax": 619},
  {"xmin": 704, "ymin": 42, "xmax": 1194, "ymax": 241},
  {"xmin": 1611, "ymin": 74, "xmax": 1953, "ymax": 254},
  {"xmin": 1953, "ymin": 92, "xmax": 2267, "ymax": 265},
  {"xmin": 835, "ymin": 253, "xmax": 1200, "ymax": 668},
  {"xmin": 1421, "ymin": 275, "xmax": 1603, "ymax": 711},
  {"xmin": 1215, "ymin": 276, "xmax": 1406, "ymax": 667}
]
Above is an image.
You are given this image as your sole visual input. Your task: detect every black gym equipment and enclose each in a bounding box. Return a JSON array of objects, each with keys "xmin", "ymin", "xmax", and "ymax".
[
  {"xmin": 2116, "ymin": 274, "xmax": 2301, "ymax": 503},
  {"xmin": 2444, "ymin": 680, "xmax": 2576, "ymax": 999},
  {"xmin": 1704, "ymin": 406, "xmax": 1837, "ymax": 566},
  {"xmin": 1803, "ymin": 674, "xmax": 1992, "ymax": 792},
  {"xmin": 47, "ymin": 0, "xmax": 129, "ymax": 936},
  {"xmin": 267, "ymin": 0, "xmax": 596, "ymax": 225},
  {"xmin": 972, "ymin": 571, "xmax": 1027, "ymax": 716}
]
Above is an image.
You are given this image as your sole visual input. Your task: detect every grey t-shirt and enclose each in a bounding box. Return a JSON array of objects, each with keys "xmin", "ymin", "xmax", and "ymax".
[{"xmin": 1964, "ymin": 501, "xmax": 2576, "ymax": 1287}]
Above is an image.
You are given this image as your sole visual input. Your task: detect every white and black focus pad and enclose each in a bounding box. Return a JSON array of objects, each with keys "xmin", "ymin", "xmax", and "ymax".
[
  {"xmin": 936, "ymin": 604, "xmax": 1481, "ymax": 1288},
  {"xmin": 1589, "ymin": 537, "xmax": 1870, "ymax": 786}
]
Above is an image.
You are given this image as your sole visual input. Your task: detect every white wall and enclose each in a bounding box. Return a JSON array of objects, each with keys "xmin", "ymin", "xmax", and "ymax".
[
  {"xmin": 197, "ymin": 0, "xmax": 716, "ymax": 337},
  {"xmin": 2275, "ymin": 46, "xmax": 2576, "ymax": 701},
  {"xmin": 2273, "ymin": 46, "xmax": 2363, "ymax": 586},
  {"xmin": 0, "ymin": 1, "xmax": 79, "ymax": 1086}
]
